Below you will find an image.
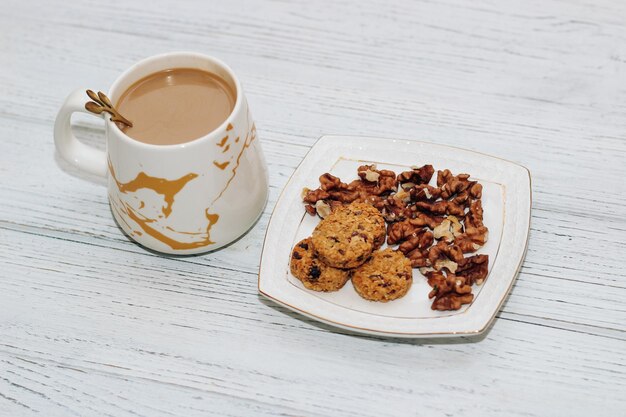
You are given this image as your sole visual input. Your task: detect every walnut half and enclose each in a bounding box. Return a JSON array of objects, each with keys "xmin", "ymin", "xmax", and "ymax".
[
  {"xmin": 425, "ymin": 270, "xmax": 474, "ymax": 311},
  {"xmin": 433, "ymin": 215, "xmax": 463, "ymax": 242}
]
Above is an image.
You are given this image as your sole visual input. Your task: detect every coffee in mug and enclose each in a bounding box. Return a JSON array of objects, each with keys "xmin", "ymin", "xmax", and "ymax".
[
  {"xmin": 54, "ymin": 52, "xmax": 269, "ymax": 254},
  {"xmin": 116, "ymin": 68, "xmax": 236, "ymax": 145}
]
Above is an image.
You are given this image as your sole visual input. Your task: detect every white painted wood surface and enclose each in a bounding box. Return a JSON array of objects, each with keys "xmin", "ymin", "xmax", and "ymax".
[{"xmin": 1, "ymin": 0, "xmax": 625, "ymax": 415}]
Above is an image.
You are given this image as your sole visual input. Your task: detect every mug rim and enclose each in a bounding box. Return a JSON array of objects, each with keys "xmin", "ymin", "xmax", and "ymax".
[{"xmin": 107, "ymin": 51, "xmax": 243, "ymax": 150}]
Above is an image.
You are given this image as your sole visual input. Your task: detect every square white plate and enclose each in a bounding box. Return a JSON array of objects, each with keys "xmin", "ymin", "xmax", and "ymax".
[{"xmin": 258, "ymin": 136, "xmax": 531, "ymax": 338}]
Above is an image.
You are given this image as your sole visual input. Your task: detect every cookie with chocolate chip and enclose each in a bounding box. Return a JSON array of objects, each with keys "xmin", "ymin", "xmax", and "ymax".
[
  {"xmin": 351, "ymin": 248, "xmax": 413, "ymax": 302},
  {"xmin": 290, "ymin": 238, "xmax": 350, "ymax": 292},
  {"xmin": 311, "ymin": 202, "xmax": 385, "ymax": 269}
]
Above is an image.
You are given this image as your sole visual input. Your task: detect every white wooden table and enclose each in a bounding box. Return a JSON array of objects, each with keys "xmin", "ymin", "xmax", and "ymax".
[{"xmin": 1, "ymin": 0, "xmax": 625, "ymax": 415}]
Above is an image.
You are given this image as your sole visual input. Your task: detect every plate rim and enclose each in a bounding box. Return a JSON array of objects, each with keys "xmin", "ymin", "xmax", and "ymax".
[{"xmin": 258, "ymin": 135, "xmax": 532, "ymax": 338}]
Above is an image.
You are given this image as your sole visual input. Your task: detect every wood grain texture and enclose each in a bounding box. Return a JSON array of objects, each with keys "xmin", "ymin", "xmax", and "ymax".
[{"xmin": 1, "ymin": 0, "xmax": 625, "ymax": 415}]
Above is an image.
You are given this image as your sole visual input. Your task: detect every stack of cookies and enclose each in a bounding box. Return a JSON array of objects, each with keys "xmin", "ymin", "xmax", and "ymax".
[{"xmin": 290, "ymin": 202, "xmax": 413, "ymax": 302}]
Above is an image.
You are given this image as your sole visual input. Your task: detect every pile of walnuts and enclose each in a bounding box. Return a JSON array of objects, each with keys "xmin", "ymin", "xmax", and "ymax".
[{"xmin": 302, "ymin": 164, "xmax": 489, "ymax": 311}]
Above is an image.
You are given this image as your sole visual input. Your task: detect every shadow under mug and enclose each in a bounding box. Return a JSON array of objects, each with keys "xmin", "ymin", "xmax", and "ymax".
[{"xmin": 54, "ymin": 52, "xmax": 269, "ymax": 254}]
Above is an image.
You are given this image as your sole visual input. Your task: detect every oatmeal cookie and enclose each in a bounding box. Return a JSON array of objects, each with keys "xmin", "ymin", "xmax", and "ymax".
[
  {"xmin": 342, "ymin": 202, "xmax": 386, "ymax": 249},
  {"xmin": 311, "ymin": 202, "xmax": 385, "ymax": 269},
  {"xmin": 351, "ymin": 248, "xmax": 413, "ymax": 302},
  {"xmin": 290, "ymin": 238, "xmax": 350, "ymax": 292}
]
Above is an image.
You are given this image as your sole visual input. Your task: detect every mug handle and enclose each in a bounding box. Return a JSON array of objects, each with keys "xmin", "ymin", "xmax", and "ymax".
[{"xmin": 54, "ymin": 89, "xmax": 108, "ymax": 177}]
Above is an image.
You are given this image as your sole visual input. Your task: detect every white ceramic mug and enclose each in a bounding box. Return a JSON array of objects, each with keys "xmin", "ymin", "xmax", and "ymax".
[{"xmin": 54, "ymin": 52, "xmax": 269, "ymax": 254}]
